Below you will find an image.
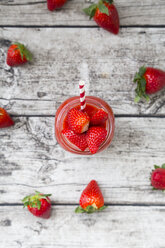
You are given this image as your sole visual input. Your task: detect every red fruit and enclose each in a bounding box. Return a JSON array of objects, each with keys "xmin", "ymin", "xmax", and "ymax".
[
  {"xmin": 134, "ymin": 66, "xmax": 165, "ymax": 102},
  {"xmin": 62, "ymin": 128, "xmax": 88, "ymax": 151},
  {"xmin": 83, "ymin": 0, "xmax": 119, "ymax": 35},
  {"xmin": 75, "ymin": 180, "xmax": 107, "ymax": 213},
  {"xmin": 47, "ymin": 0, "xmax": 67, "ymax": 11},
  {"xmin": 22, "ymin": 191, "xmax": 52, "ymax": 219},
  {"xmin": 151, "ymin": 164, "xmax": 165, "ymax": 190},
  {"xmin": 7, "ymin": 43, "xmax": 32, "ymax": 67},
  {"xmin": 86, "ymin": 127, "xmax": 107, "ymax": 154},
  {"xmin": 67, "ymin": 108, "xmax": 90, "ymax": 134},
  {"xmin": 0, "ymin": 108, "xmax": 14, "ymax": 128},
  {"xmin": 90, "ymin": 108, "xmax": 108, "ymax": 126}
]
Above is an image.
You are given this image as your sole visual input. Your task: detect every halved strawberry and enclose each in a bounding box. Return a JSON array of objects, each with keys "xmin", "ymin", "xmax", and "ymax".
[
  {"xmin": 90, "ymin": 108, "xmax": 108, "ymax": 126},
  {"xmin": 62, "ymin": 128, "xmax": 88, "ymax": 151},
  {"xmin": 86, "ymin": 127, "xmax": 107, "ymax": 154},
  {"xmin": 0, "ymin": 108, "xmax": 14, "ymax": 128},
  {"xmin": 75, "ymin": 180, "xmax": 107, "ymax": 214},
  {"xmin": 67, "ymin": 108, "xmax": 90, "ymax": 134}
]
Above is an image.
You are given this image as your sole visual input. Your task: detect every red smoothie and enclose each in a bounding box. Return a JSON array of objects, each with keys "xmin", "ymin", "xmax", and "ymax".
[{"xmin": 55, "ymin": 96, "xmax": 115, "ymax": 155}]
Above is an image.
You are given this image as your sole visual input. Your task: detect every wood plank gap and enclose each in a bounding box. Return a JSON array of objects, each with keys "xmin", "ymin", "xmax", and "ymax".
[
  {"xmin": 0, "ymin": 25, "xmax": 165, "ymax": 28},
  {"xmin": 9, "ymin": 114, "xmax": 165, "ymax": 118},
  {"xmin": 1, "ymin": 203, "xmax": 165, "ymax": 207}
]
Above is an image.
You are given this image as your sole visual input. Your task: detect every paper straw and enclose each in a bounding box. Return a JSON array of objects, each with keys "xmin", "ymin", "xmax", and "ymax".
[{"xmin": 79, "ymin": 81, "xmax": 86, "ymax": 111}]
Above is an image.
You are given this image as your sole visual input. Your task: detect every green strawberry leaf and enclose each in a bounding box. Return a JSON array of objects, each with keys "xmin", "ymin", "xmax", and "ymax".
[
  {"xmin": 83, "ymin": 4, "xmax": 97, "ymax": 19},
  {"xmin": 154, "ymin": 165, "xmax": 160, "ymax": 169},
  {"xmin": 75, "ymin": 205, "xmax": 107, "ymax": 214},
  {"xmin": 22, "ymin": 191, "xmax": 51, "ymax": 209},
  {"xmin": 104, "ymin": 0, "xmax": 113, "ymax": 4},
  {"xmin": 85, "ymin": 205, "xmax": 96, "ymax": 214},
  {"xmin": 37, "ymin": 199, "xmax": 41, "ymax": 210},
  {"xmin": 22, "ymin": 195, "xmax": 31, "ymax": 203},
  {"xmin": 134, "ymin": 95, "xmax": 141, "ymax": 103},
  {"xmin": 75, "ymin": 206, "xmax": 86, "ymax": 213},
  {"xmin": 14, "ymin": 42, "xmax": 32, "ymax": 61},
  {"xmin": 98, "ymin": 205, "xmax": 108, "ymax": 211},
  {"xmin": 152, "ymin": 187, "xmax": 158, "ymax": 191},
  {"xmin": 161, "ymin": 164, "xmax": 165, "ymax": 169},
  {"xmin": 139, "ymin": 66, "xmax": 146, "ymax": 77},
  {"xmin": 98, "ymin": 1, "xmax": 109, "ymax": 16},
  {"xmin": 140, "ymin": 78, "xmax": 146, "ymax": 91},
  {"xmin": 134, "ymin": 66, "xmax": 149, "ymax": 103}
]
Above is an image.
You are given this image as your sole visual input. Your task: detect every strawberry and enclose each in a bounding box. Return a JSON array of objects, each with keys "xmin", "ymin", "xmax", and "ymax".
[
  {"xmin": 62, "ymin": 128, "xmax": 88, "ymax": 151},
  {"xmin": 134, "ymin": 66, "xmax": 165, "ymax": 102},
  {"xmin": 86, "ymin": 127, "xmax": 107, "ymax": 154},
  {"xmin": 151, "ymin": 164, "xmax": 165, "ymax": 190},
  {"xmin": 0, "ymin": 108, "xmax": 14, "ymax": 128},
  {"xmin": 67, "ymin": 108, "xmax": 90, "ymax": 134},
  {"xmin": 75, "ymin": 180, "xmax": 107, "ymax": 213},
  {"xmin": 7, "ymin": 42, "xmax": 32, "ymax": 67},
  {"xmin": 47, "ymin": 0, "xmax": 67, "ymax": 11},
  {"xmin": 90, "ymin": 108, "xmax": 108, "ymax": 126},
  {"xmin": 22, "ymin": 191, "xmax": 52, "ymax": 219},
  {"xmin": 83, "ymin": 0, "xmax": 119, "ymax": 35}
]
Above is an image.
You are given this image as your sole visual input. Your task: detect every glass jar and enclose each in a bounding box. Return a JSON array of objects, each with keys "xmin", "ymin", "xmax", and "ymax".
[{"xmin": 55, "ymin": 96, "xmax": 115, "ymax": 155}]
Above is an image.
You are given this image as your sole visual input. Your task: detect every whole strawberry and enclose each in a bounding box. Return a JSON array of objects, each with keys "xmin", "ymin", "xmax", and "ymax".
[
  {"xmin": 86, "ymin": 126, "xmax": 107, "ymax": 154},
  {"xmin": 134, "ymin": 66, "xmax": 165, "ymax": 102},
  {"xmin": 62, "ymin": 128, "xmax": 88, "ymax": 151},
  {"xmin": 83, "ymin": 0, "xmax": 119, "ymax": 35},
  {"xmin": 7, "ymin": 42, "xmax": 32, "ymax": 67},
  {"xmin": 90, "ymin": 108, "xmax": 108, "ymax": 126},
  {"xmin": 0, "ymin": 108, "xmax": 14, "ymax": 128},
  {"xmin": 22, "ymin": 191, "xmax": 52, "ymax": 219},
  {"xmin": 75, "ymin": 180, "xmax": 107, "ymax": 213},
  {"xmin": 151, "ymin": 164, "xmax": 165, "ymax": 190},
  {"xmin": 67, "ymin": 108, "xmax": 90, "ymax": 134},
  {"xmin": 47, "ymin": 0, "xmax": 67, "ymax": 11}
]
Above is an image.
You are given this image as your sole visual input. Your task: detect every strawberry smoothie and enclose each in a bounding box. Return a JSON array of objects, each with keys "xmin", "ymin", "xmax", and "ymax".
[{"xmin": 55, "ymin": 96, "xmax": 115, "ymax": 155}]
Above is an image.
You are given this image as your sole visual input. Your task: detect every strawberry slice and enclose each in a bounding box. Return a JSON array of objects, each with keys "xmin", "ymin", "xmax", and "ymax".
[
  {"xmin": 62, "ymin": 129, "xmax": 88, "ymax": 151},
  {"xmin": 75, "ymin": 180, "xmax": 107, "ymax": 214},
  {"xmin": 67, "ymin": 108, "xmax": 90, "ymax": 134},
  {"xmin": 90, "ymin": 108, "xmax": 108, "ymax": 126},
  {"xmin": 0, "ymin": 108, "xmax": 14, "ymax": 128},
  {"xmin": 86, "ymin": 127, "xmax": 107, "ymax": 154}
]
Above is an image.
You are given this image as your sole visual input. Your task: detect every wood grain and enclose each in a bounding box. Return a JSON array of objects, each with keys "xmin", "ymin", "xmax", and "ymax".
[
  {"xmin": 0, "ymin": 0, "xmax": 165, "ymax": 26},
  {"xmin": 1, "ymin": 205, "xmax": 165, "ymax": 247},
  {"xmin": 0, "ymin": 117, "xmax": 164, "ymax": 204},
  {"xmin": 0, "ymin": 28, "xmax": 165, "ymax": 116}
]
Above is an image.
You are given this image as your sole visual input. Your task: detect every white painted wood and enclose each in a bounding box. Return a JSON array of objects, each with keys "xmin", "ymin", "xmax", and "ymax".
[
  {"xmin": 0, "ymin": 0, "xmax": 165, "ymax": 26},
  {"xmin": 0, "ymin": 28, "xmax": 165, "ymax": 115},
  {"xmin": 1, "ymin": 205, "xmax": 165, "ymax": 247},
  {"xmin": 0, "ymin": 117, "xmax": 164, "ymax": 204}
]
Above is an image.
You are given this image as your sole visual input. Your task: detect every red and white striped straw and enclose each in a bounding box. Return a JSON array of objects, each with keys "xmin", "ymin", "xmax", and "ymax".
[{"xmin": 79, "ymin": 81, "xmax": 86, "ymax": 111}]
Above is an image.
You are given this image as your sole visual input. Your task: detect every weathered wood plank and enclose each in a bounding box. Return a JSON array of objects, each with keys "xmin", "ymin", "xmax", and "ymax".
[
  {"xmin": 0, "ymin": 28, "xmax": 165, "ymax": 116},
  {"xmin": 0, "ymin": 0, "xmax": 165, "ymax": 26},
  {"xmin": 1, "ymin": 205, "xmax": 165, "ymax": 247},
  {"xmin": 0, "ymin": 117, "xmax": 164, "ymax": 204}
]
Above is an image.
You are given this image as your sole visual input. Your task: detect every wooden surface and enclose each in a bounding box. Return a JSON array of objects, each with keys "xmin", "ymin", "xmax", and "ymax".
[
  {"xmin": 0, "ymin": 0, "xmax": 165, "ymax": 247},
  {"xmin": 0, "ymin": 0, "xmax": 165, "ymax": 26},
  {"xmin": 1, "ymin": 206, "xmax": 165, "ymax": 248}
]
